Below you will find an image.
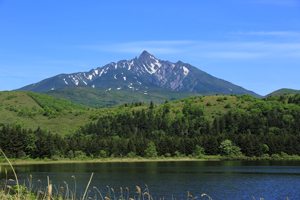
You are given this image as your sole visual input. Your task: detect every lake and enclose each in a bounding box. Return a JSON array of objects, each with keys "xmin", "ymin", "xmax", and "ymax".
[{"xmin": 1, "ymin": 160, "xmax": 300, "ymax": 199}]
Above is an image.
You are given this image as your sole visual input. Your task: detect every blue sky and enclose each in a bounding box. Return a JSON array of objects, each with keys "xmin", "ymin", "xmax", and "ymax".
[{"xmin": 0, "ymin": 0, "xmax": 300, "ymax": 96}]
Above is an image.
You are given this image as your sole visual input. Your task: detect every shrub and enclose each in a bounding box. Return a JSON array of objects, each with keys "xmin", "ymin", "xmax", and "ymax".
[
  {"xmin": 99, "ymin": 150, "xmax": 107, "ymax": 158},
  {"xmin": 224, "ymin": 103, "xmax": 232, "ymax": 108},
  {"xmin": 165, "ymin": 153, "xmax": 171, "ymax": 157},
  {"xmin": 217, "ymin": 97, "xmax": 223, "ymax": 102},
  {"xmin": 127, "ymin": 152, "xmax": 136, "ymax": 158},
  {"xmin": 206, "ymin": 101, "xmax": 212, "ymax": 106},
  {"xmin": 271, "ymin": 154, "xmax": 280, "ymax": 159},
  {"xmin": 74, "ymin": 151, "xmax": 87, "ymax": 160}
]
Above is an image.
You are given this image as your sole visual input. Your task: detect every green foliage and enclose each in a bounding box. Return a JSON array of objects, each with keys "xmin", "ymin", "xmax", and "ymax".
[
  {"xmin": 224, "ymin": 103, "xmax": 231, "ymax": 108},
  {"xmin": 206, "ymin": 101, "xmax": 212, "ymax": 106},
  {"xmin": 67, "ymin": 150, "xmax": 74, "ymax": 160},
  {"xmin": 217, "ymin": 97, "xmax": 223, "ymax": 102},
  {"xmin": 46, "ymin": 86, "xmax": 199, "ymax": 108},
  {"xmin": 127, "ymin": 151, "xmax": 136, "ymax": 158},
  {"xmin": 219, "ymin": 140, "xmax": 242, "ymax": 156},
  {"xmin": 144, "ymin": 141, "xmax": 158, "ymax": 158},
  {"xmin": 99, "ymin": 150, "xmax": 107, "ymax": 158},
  {"xmin": 194, "ymin": 145, "xmax": 205, "ymax": 158},
  {"xmin": 3, "ymin": 94, "xmax": 18, "ymax": 101},
  {"xmin": 74, "ymin": 150, "xmax": 86, "ymax": 160},
  {"xmin": 26, "ymin": 91, "xmax": 88, "ymax": 111},
  {"xmin": 89, "ymin": 113, "xmax": 100, "ymax": 120}
]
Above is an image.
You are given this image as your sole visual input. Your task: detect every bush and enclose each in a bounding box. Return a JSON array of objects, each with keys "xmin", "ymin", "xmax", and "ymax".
[
  {"xmin": 224, "ymin": 103, "xmax": 232, "ymax": 108},
  {"xmin": 165, "ymin": 153, "xmax": 171, "ymax": 157},
  {"xmin": 127, "ymin": 152, "xmax": 136, "ymax": 158},
  {"xmin": 271, "ymin": 154, "xmax": 280, "ymax": 159},
  {"xmin": 99, "ymin": 150, "xmax": 107, "ymax": 158},
  {"xmin": 74, "ymin": 150, "xmax": 86, "ymax": 160},
  {"xmin": 217, "ymin": 97, "xmax": 223, "ymax": 102},
  {"xmin": 206, "ymin": 101, "xmax": 212, "ymax": 106},
  {"xmin": 89, "ymin": 114, "xmax": 100, "ymax": 120}
]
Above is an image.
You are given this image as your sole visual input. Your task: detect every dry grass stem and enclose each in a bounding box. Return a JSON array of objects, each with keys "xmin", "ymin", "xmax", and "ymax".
[
  {"xmin": 82, "ymin": 172, "xmax": 94, "ymax": 200},
  {"xmin": 0, "ymin": 148, "xmax": 20, "ymax": 200},
  {"xmin": 93, "ymin": 186, "xmax": 104, "ymax": 200},
  {"xmin": 201, "ymin": 193, "xmax": 212, "ymax": 200}
]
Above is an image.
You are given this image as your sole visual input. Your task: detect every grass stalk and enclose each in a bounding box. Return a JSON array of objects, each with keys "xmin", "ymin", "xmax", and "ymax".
[
  {"xmin": 82, "ymin": 172, "xmax": 93, "ymax": 200},
  {"xmin": 0, "ymin": 148, "xmax": 20, "ymax": 200}
]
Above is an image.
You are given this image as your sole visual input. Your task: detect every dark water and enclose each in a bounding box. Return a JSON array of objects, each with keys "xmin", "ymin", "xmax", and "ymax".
[{"xmin": 1, "ymin": 160, "xmax": 300, "ymax": 199}]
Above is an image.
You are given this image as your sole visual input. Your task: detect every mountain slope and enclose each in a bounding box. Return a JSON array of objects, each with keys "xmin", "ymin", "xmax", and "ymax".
[
  {"xmin": 16, "ymin": 51, "xmax": 261, "ymax": 97},
  {"xmin": 45, "ymin": 86, "xmax": 200, "ymax": 107}
]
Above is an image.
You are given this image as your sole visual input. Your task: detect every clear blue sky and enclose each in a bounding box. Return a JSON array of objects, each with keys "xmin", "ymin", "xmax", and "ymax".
[{"xmin": 1, "ymin": 0, "xmax": 300, "ymax": 96}]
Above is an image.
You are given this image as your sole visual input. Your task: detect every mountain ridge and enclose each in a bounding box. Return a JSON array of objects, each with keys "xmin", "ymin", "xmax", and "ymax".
[{"xmin": 16, "ymin": 51, "xmax": 261, "ymax": 97}]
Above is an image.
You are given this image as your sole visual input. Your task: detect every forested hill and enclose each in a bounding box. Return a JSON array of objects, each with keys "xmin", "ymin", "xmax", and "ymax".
[
  {"xmin": 1, "ymin": 91, "xmax": 300, "ymax": 159},
  {"xmin": 264, "ymin": 88, "xmax": 300, "ymax": 98}
]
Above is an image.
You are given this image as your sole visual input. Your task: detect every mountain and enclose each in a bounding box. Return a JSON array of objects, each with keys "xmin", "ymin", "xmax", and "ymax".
[
  {"xmin": 45, "ymin": 86, "xmax": 200, "ymax": 108},
  {"xmin": 16, "ymin": 51, "xmax": 261, "ymax": 97},
  {"xmin": 264, "ymin": 88, "xmax": 300, "ymax": 98}
]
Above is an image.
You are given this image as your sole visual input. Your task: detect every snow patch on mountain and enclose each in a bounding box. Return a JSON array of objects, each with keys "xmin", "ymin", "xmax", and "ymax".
[
  {"xmin": 123, "ymin": 77, "xmax": 126, "ymax": 81},
  {"xmin": 72, "ymin": 77, "xmax": 79, "ymax": 86},
  {"xmin": 63, "ymin": 78, "xmax": 68, "ymax": 85},
  {"xmin": 128, "ymin": 60, "xmax": 134, "ymax": 70},
  {"xmin": 183, "ymin": 66, "xmax": 189, "ymax": 76}
]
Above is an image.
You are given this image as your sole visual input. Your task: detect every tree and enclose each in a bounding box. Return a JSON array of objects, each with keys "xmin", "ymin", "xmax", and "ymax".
[
  {"xmin": 149, "ymin": 100, "xmax": 154, "ymax": 109},
  {"xmin": 219, "ymin": 139, "xmax": 242, "ymax": 156},
  {"xmin": 25, "ymin": 133, "xmax": 37, "ymax": 157},
  {"xmin": 144, "ymin": 141, "xmax": 158, "ymax": 158},
  {"xmin": 194, "ymin": 145, "xmax": 205, "ymax": 157}
]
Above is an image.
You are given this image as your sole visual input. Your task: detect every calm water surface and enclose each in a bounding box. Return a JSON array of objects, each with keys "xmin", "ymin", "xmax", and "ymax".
[{"xmin": 1, "ymin": 160, "xmax": 300, "ymax": 200}]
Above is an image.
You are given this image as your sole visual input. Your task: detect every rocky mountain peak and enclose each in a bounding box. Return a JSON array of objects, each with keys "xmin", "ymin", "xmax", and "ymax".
[
  {"xmin": 138, "ymin": 50, "xmax": 154, "ymax": 60},
  {"xmin": 15, "ymin": 51, "xmax": 261, "ymax": 97}
]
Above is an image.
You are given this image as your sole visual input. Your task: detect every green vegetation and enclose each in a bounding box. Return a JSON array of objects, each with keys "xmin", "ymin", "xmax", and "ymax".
[
  {"xmin": 264, "ymin": 88, "xmax": 300, "ymax": 98},
  {"xmin": 1, "ymin": 92, "xmax": 300, "ymax": 161},
  {"xmin": 46, "ymin": 86, "xmax": 200, "ymax": 108}
]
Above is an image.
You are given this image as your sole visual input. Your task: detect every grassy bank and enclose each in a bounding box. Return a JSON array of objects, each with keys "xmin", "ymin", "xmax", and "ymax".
[{"xmin": 1, "ymin": 154, "xmax": 300, "ymax": 166}]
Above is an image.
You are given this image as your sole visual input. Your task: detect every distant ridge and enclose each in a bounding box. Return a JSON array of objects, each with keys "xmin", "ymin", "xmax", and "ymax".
[
  {"xmin": 264, "ymin": 88, "xmax": 300, "ymax": 97},
  {"xmin": 45, "ymin": 86, "xmax": 200, "ymax": 108},
  {"xmin": 16, "ymin": 51, "xmax": 261, "ymax": 97}
]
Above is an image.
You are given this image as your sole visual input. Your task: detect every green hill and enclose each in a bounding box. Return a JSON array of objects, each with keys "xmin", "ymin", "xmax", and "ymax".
[
  {"xmin": 264, "ymin": 88, "xmax": 300, "ymax": 97},
  {"xmin": 2, "ymin": 89, "xmax": 300, "ymax": 138},
  {"xmin": 1, "ymin": 90, "xmax": 300, "ymax": 160},
  {"xmin": 0, "ymin": 91, "xmax": 98, "ymax": 135},
  {"xmin": 0, "ymin": 90, "xmax": 252, "ymax": 136}
]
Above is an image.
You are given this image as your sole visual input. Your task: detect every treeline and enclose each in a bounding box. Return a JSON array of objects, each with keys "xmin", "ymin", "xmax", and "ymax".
[
  {"xmin": 78, "ymin": 95, "xmax": 300, "ymax": 139},
  {"xmin": 1, "ymin": 94, "xmax": 300, "ymax": 160},
  {"xmin": 0, "ymin": 124, "xmax": 300, "ymax": 159}
]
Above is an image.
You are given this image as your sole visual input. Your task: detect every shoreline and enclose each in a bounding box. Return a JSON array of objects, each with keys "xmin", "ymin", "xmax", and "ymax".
[
  {"xmin": 1, "ymin": 155, "xmax": 299, "ymax": 166},
  {"xmin": 0, "ymin": 157, "xmax": 219, "ymax": 166}
]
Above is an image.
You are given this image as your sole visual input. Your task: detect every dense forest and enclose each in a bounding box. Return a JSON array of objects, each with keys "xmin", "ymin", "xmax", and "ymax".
[{"xmin": 1, "ymin": 93, "xmax": 300, "ymax": 160}]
